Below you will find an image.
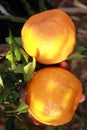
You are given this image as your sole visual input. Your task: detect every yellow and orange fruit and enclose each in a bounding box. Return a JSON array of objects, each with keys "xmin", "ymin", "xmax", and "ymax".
[
  {"xmin": 25, "ymin": 67, "xmax": 82, "ymax": 126},
  {"xmin": 21, "ymin": 9, "xmax": 76, "ymax": 64}
]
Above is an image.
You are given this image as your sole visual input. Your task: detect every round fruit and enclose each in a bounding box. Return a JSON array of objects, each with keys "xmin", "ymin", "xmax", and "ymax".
[
  {"xmin": 21, "ymin": 9, "xmax": 76, "ymax": 64},
  {"xmin": 25, "ymin": 67, "xmax": 82, "ymax": 126}
]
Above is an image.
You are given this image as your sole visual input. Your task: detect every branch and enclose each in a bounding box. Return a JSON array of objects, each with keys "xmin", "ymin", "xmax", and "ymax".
[
  {"xmin": 74, "ymin": 0, "xmax": 87, "ymax": 9},
  {"xmin": 59, "ymin": 7, "xmax": 87, "ymax": 14}
]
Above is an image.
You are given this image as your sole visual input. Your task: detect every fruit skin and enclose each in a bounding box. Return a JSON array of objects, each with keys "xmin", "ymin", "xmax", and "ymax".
[
  {"xmin": 25, "ymin": 67, "xmax": 82, "ymax": 126},
  {"xmin": 21, "ymin": 9, "xmax": 76, "ymax": 65}
]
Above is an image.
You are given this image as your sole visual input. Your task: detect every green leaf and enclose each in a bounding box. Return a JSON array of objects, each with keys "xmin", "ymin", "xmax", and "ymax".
[
  {"xmin": 14, "ymin": 37, "xmax": 22, "ymax": 47},
  {"xmin": 8, "ymin": 29, "xmax": 22, "ymax": 61},
  {"xmin": 20, "ymin": 48, "xmax": 29, "ymax": 63},
  {"xmin": 6, "ymin": 37, "xmax": 22, "ymax": 48},
  {"xmin": 5, "ymin": 91, "xmax": 20, "ymax": 104},
  {"xmin": 16, "ymin": 102, "xmax": 28, "ymax": 114},
  {"xmin": 6, "ymin": 50, "xmax": 16, "ymax": 70},
  {"xmin": 67, "ymin": 53, "xmax": 87, "ymax": 60},
  {"xmin": 19, "ymin": 0, "xmax": 35, "ymax": 16},
  {"xmin": 24, "ymin": 57, "xmax": 36, "ymax": 82},
  {"xmin": 6, "ymin": 30, "xmax": 24, "ymax": 70},
  {"xmin": 14, "ymin": 57, "xmax": 36, "ymax": 76},
  {"xmin": 74, "ymin": 45, "xmax": 87, "ymax": 52},
  {"xmin": 0, "ymin": 15, "xmax": 26, "ymax": 23},
  {"xmin": 5, "ymin": 102, "xmax": 28, "ymax": 114},
  {"xmin": 14, "ymin": 63, "xmax": 25, "ymax": 74}
]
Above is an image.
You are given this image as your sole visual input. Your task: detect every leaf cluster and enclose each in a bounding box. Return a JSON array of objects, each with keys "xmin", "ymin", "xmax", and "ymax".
[{"xmin": 0, "ymin": 30, "xmax": 36, "ymax": 115}]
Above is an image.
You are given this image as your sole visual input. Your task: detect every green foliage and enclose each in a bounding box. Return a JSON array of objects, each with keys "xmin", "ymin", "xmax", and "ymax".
[
  {"xmin": 23, "ymin": 57, "xmax": 36, "ymax": 82},
  {"xmin": 0, "ymin": 30, "xmax": 36, "ymax": 109},
  {"xmin": 5, "ymin": 30, "xmax": 36, "ymax": 82},
  {"xmin": 0, "ymin": 15, "xmax": 26, "ymax": 22},
  {"xmin": 5, "ymin": 102, "xmax": 28, "ymax": 114},
  {"xmin": 7, "ymin": 29, "xmax": 22, "ymax": 61},
  {"xmin": 67, "ymin": 53, "xmax": 87, "ymax": 60},
  {"xmin": 39, "ymin": 0, "xmax": 47, "ymax": 11},
  {"xmin": 19, "ymin": 0, "xmax": 36, "ymax": 16},
  {"xmin": 74, "ymin": 45, "xmax": 87, "ymax": 52},
  {"xmin": 67, "ymin": 45, "xmax": 87, "ymax": 60},
  {"xmin": 0, "ymin": 30, "xmax": 37, "ymax": 129},
  {"xmin": 0, "ymin": 89, "xmax": 20, "ymax": 104},
  {"xmin": 5, "ymin": 91, "xmax": 20, "ymax": 103},
  {"xmin": 0, "ymin": 0, "xmax": 52, "ymax": 23}
]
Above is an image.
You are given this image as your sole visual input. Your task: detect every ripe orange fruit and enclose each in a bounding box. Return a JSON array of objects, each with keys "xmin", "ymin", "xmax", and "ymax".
[
  {"xmin": 21, "ymin": 9, "xmax": 76, "ymax": 65},
  {"xmin": 25, "ymin": 67, "xmax": 82, "ymax": 126}
]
